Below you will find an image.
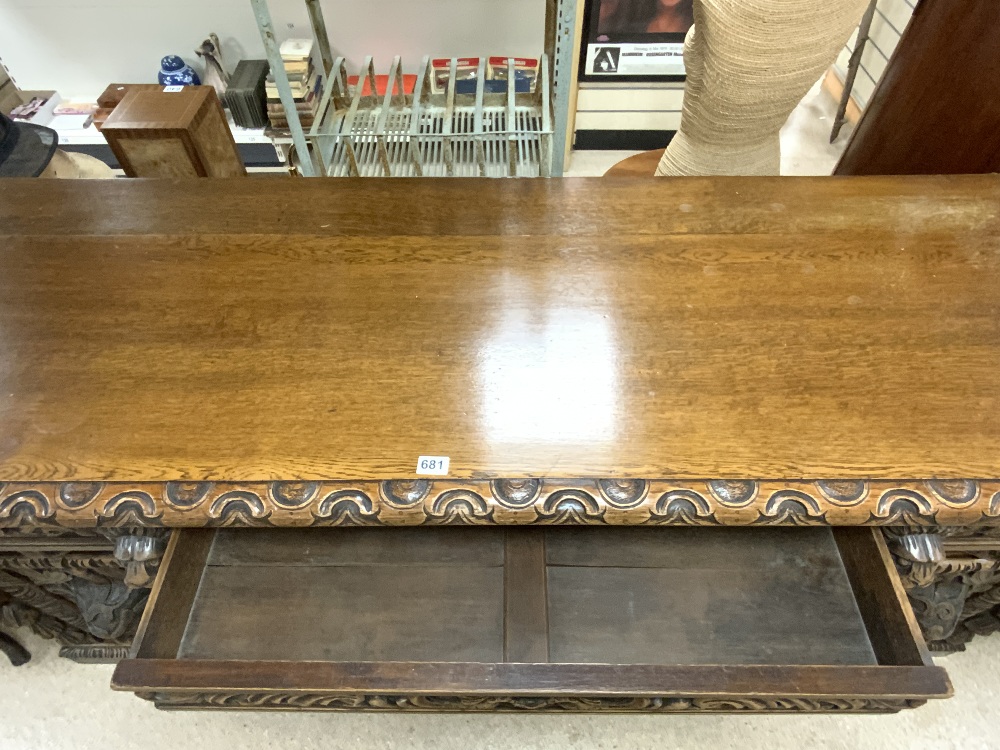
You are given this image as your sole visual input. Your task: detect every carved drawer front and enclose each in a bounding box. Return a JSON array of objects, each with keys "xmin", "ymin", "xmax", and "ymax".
[{"xmin": 113, "ymin": 526, "xmax": 950, "ymax": 713}]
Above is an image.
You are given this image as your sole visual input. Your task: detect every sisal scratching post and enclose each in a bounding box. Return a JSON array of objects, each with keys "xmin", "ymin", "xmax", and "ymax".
[{"xmin": 656, "ymin": 0, "xmax": 870, "ymax": 176}]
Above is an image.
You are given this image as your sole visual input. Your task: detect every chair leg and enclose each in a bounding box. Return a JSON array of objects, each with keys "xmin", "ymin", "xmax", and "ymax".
[{"xmin": 0, "ymin": 631, "xmax": 30, "ymax": 666}]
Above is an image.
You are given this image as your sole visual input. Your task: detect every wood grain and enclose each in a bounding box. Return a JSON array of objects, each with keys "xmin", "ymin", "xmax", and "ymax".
[
  {"xmin": 112, "ymin": 659, "xmax": 951, "ymax": 700},
  {"xmin": 207, "ymin": 527, "xmax": 504, "ymax": 566},
  {"xmin": 3, "ymin": 175, "xmax": 996, "ymax": 238},
  {"xmin": 132, "ymin": 529, "xmax": 213, "ymax": 660},
  {"xmin": 545, "ymin": 527, "xmax": 876, "ymax": 666},
  {"xmin": 1, "ymin": 177, "xmax": 999, "ymax": 482},
  {"xmin": 113, "ymin": 526, "xmax": 952, "ymax": 711},
  {"xmin": 835, "ymin": 0, "xmax": 1000, "ymax": 175},
  {"xmin": 835, "ymin": 527, "xmax": 933, "ymax": 667},
  {"xmin": 101, "ymin": 87, "xmax": 245, "ymax": 178},
  {"xmin": 179, "ymin": 528, "xmax": 505, "ymax": 662},
  {"xmin": 503, "ymin": 529, "xmax": 548, "ymax": 662},
  {"xmin": 603, "ymin": 149, "xmax": 663, "ymax": 177}
]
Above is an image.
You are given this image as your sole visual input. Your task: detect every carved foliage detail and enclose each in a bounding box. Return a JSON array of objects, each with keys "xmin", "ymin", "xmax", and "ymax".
[
  {"xmin": 1, "ymin": 529, "xmax": 160, "ymax": 648},
  {"xmin": 64, "ymin": 579, "xmax": 148, "ymax": 641},
  {"xmin": 144, "ymin": 691, "xmax": 920, "ymax": 713},
  {"xmin": 887, "ymin": 527, "xmax": 1000, "ymax": 650}
]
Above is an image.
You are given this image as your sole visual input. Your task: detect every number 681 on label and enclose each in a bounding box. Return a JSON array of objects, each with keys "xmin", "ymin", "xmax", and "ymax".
[{"xmin": 416, "ymin": 455, "xmax": 450, "ymax": 475}]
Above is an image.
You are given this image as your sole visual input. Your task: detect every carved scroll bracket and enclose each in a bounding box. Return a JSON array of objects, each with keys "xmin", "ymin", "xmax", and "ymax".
[
  {"xmin": 886, "ymin": 526, "xmax": 1000, "ymax": 649},
  {"xmin": 109, "ymin": 530, "xmax": 170, "ymax": 589}
]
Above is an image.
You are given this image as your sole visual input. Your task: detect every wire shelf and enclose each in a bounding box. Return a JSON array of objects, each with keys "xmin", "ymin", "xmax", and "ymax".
[{"xmin": 309, "ymin": 55, "xmax": 552, "ymax": 178}]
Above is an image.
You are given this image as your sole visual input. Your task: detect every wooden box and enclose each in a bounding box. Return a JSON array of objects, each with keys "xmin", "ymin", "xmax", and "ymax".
[{"xmin": 101, "ymin": 86, "xmax": 245, "ymax": 178}]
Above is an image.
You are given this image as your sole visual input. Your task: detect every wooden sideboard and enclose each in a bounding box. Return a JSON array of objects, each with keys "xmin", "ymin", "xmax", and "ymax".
[{"xmin": 2, "ymin": 176, "xmax": 1000, "ymax": 713}]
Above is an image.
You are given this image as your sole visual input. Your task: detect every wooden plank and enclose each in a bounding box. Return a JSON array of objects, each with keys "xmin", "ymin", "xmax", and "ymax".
[
  {"xmin": 545, "ymin": 527, "xmax": 838, "ymax": 568},
  {"xmin": 2, "ymin": 174, "xmax": 996, "ymax": 238},
  {"xmin": 208, "ymin": 527, "xmax": 504, "ymax": 567},
  {"xmin": 178, "ymin": 562, "xmax": 505, "ymax": 662},
  {"xmin": 545, "ymin": 528, "xmax": 876, "ymax": 666},
  {"xmin": 132, "ymin": 529, "xmax": 214, "ymax": 659},
  {"xmin": 834, "ymin": 527, "xmax": 933, "ymax": 667},
  {"xmin": 0, "ymin": 177, "xmax": 999, "ymax": 482},
  {"xmin": 503, "ymin": 529, "xmax": 548, "ymax": 662},
  {"xmin": 112, "ymin": 660, "xmax": 951, "ymax": 700},
  {"xmin": 564, "ymin": 0, "xmax": 587, "ymax": 169}
]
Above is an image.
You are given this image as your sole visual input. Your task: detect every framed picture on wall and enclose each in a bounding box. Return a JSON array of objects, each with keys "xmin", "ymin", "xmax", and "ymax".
[{"xmin": 578, "ymin": 0, "xmax": 693, "ymax": 83}]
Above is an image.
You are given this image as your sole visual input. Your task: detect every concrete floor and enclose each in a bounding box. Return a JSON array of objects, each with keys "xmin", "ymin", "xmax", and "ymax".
[
  {"xmin": 3, "ymin": 627, "xmax": 999, "ymax": 750},
  {"xmin": 4, "ymin": 83, "xmax": 996, "ymax": 749}
]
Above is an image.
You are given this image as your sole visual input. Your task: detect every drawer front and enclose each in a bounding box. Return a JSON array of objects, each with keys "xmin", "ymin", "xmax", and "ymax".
[{"xmin": 112, "ymin": 526, "xmax": 950, "ymax": 713}]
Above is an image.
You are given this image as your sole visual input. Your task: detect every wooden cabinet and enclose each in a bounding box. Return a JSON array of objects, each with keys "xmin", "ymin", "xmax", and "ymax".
[
  {"xmin": 835, "ymin": 0, "xmax": 1000, "ymax": 175},
  {"xmin": 101, "ymin": 86, "xmax": 245, "ymax": 178},
  {"xmin": 111, "ymin": 526, "xmax": 949, "ymax": 713}
]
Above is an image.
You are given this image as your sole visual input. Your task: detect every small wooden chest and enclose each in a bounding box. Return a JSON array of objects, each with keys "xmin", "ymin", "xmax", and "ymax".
[{"xmin": 101, "ymin": 85, "xmax": 245, "ymax": 178}]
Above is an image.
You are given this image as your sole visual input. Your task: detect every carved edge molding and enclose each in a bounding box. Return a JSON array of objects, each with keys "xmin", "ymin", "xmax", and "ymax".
[
  {"xmin": 2, "ymin": 478, "xmax": 999, "ymax": 528},
  {"xmin": 60, "ymin": 644, "xmax": 132, "ymax": 663},
  {"xmin": 140, "ymin": 691, "xmax": 923, "ymax": 712}
]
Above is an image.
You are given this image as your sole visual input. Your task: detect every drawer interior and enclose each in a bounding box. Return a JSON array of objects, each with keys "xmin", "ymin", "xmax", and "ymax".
[
  {"xmin": 178, "ymin": 527, "xmax": 876, "ymax": 666},
  {"xmin": 113, "ymin": 525, "xmax": 951, "ymax": 713}
]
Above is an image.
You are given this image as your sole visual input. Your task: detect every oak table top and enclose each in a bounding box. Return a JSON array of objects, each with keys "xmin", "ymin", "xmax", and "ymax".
[{"xmin": 0, "ymin": 175, "xmax": 998, "ymax": 528}]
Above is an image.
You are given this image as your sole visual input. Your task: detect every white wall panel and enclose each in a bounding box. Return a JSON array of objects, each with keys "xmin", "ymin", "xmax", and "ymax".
[
  {"xmin": 575, "ymin": 109, "xmax": 681, "ymax": 131},
  {"xmin": 0, "ymin": 0, "xmax": 544, "ymax": 99}
]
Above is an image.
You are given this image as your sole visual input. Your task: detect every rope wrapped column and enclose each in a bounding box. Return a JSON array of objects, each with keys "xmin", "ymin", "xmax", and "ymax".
[{"xmin": 656, "ymin": 0, "xmax": 870, "ymax": 176}]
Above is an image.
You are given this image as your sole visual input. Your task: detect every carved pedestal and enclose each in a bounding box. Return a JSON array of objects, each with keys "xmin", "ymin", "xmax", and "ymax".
[
  {"xmin": 0, "ymin": 529, "xmax": 167, "ymax": 664},
  {"xmin": 887, "ymin": 527, "xmax": 1000, "ymax": 653}
]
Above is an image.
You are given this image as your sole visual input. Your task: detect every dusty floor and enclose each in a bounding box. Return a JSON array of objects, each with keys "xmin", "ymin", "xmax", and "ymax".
[
  {"xmin": 2, "ymin": 627, "xmax": 998, "ymax": 750},
  {"xmin": 4, "ymin": 84, "xmax": 994, "ymax": 749}
]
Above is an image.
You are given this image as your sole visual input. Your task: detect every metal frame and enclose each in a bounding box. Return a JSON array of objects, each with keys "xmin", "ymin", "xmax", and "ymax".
[
  {"xmin": 307, "ymin": 55, "xmax": 552, "ymax": 178},
  {"xmin": 250, "ymin": 0, "xmax": 316, "ymax": 176},
  {"xmin": 250, "ymin": 0, "xmax": 575, "ymax": 177},
  {"xmin": 831, "ymin": 0, "xmax": 878, "ymax": 142}
]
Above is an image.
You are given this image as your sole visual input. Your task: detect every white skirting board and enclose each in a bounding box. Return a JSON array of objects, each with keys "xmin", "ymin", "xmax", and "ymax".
[{"xmin": 573, "ymin": 83, "xmax": 683, "ymax": 148}]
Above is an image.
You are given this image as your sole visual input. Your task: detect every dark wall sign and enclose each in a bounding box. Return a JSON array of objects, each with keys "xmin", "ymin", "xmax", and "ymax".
[{"xmin": 579, "ymin": 0, "xmax": 693, "ymax": 82}]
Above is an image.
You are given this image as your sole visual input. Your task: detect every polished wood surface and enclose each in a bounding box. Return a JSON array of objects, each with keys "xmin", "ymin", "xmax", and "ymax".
[
  {"xmin": 1, "ymin": 176, "xmax": 999, "ymax": 482},
  {"xmin": 101, "ymin": 86, "xmax": 245, "ymax": 178},
  {"xmin": 835, "ymin": 0, "xmax": 1000, "ymax": 175},
  {"xmin": 603, "ymin": 149, "xmax": 663, "ymax": 177}
]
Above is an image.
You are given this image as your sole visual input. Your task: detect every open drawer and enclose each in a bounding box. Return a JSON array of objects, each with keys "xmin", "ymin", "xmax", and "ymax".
[{"xmin": 112, "ymin": 526, "xmax": 950, "ymax": 713}]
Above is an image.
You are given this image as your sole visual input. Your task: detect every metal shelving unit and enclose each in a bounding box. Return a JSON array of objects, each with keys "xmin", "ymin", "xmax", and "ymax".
[
  {"xmin": 249, "ymin": 0, "xmax": 576, "ymax": 177},
  {"xmin": 309, "ymin": 55, "xmax": 552, "ymax": 177}
]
